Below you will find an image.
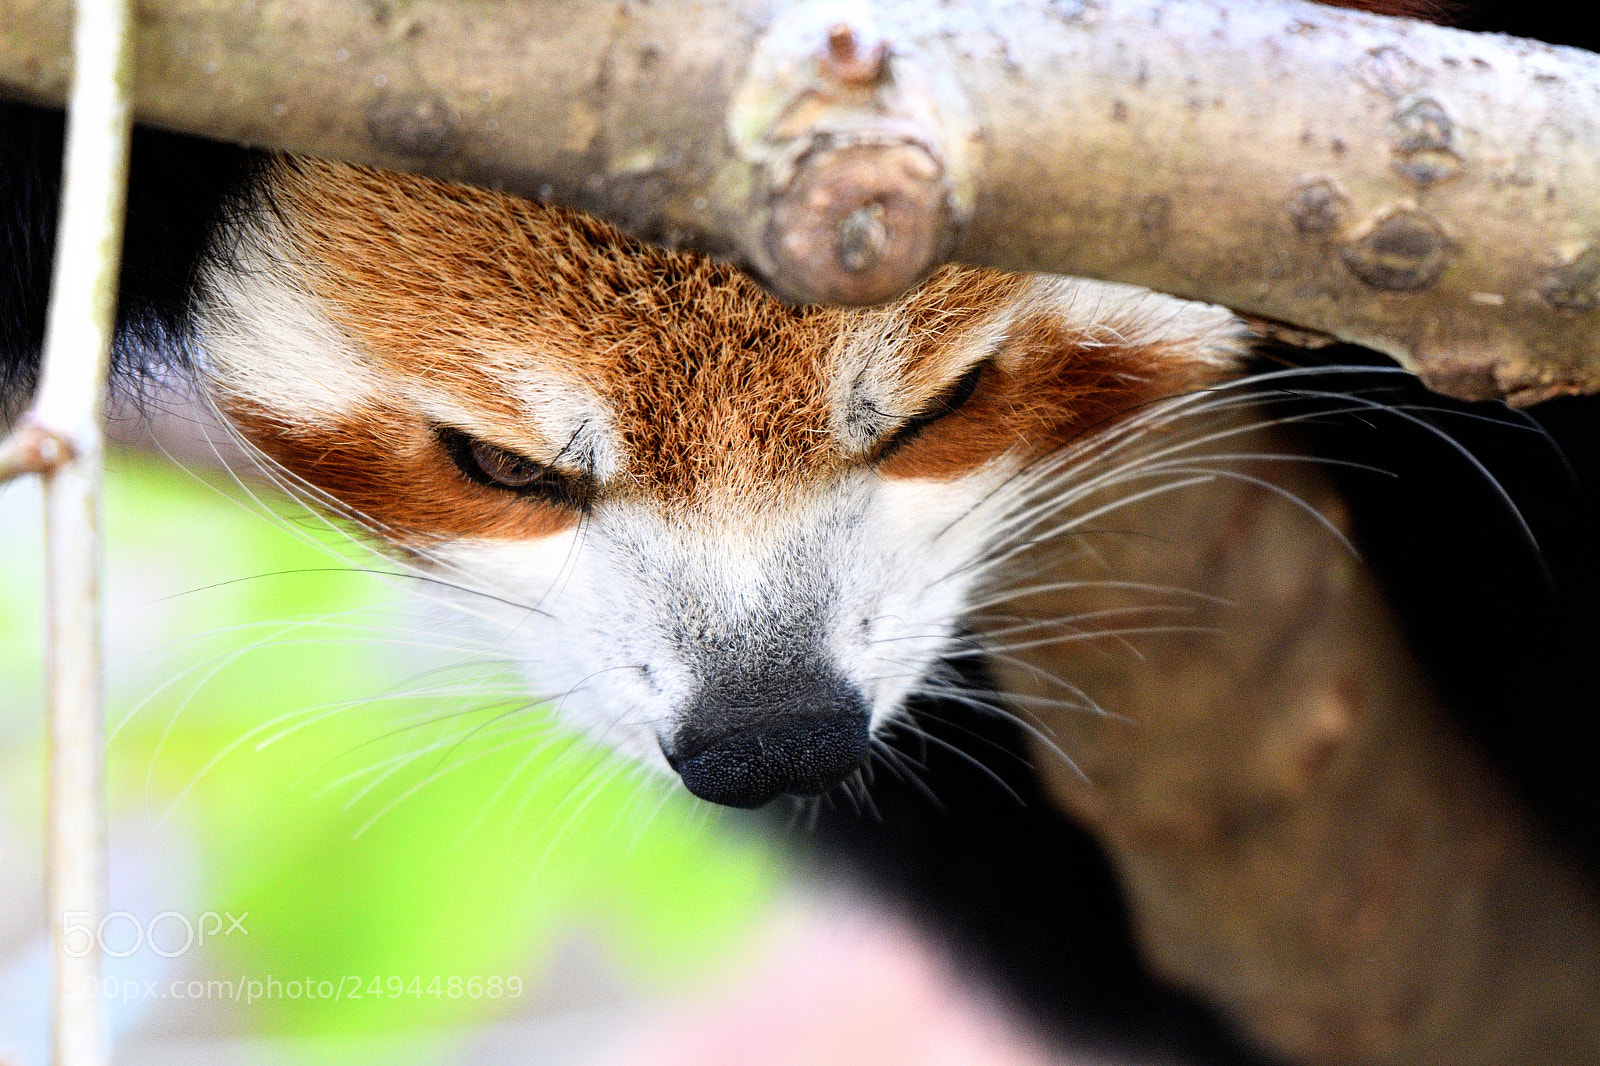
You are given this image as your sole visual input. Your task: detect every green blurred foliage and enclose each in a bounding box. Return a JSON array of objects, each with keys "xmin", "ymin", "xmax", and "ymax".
[{"xmin": 1, "ymin": 451, "xmax": 781, "ymax": 1035}]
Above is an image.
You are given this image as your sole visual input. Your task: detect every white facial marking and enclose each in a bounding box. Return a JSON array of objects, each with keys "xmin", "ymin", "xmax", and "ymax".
[
  {"xmin": 830, "ymin": 305, "xmax": 1012, "ymax": 456},
  {"xmin": 507, "ymin": 373, "xmax": 624, "ymax": 480},
  {"xmin": 419, "ymin": 463, "xmax": 1014, "ymax": 776},
  {"xmin": 402, "ymin": 372, "xmax": 623, "ymax": 478},
  {"xmin": 195, "ymin": 220, "xmax": 386, "ymax": 420},
  {"xmin": 198, "ymin": 205, "xmax": 627, "ymax": 480}
]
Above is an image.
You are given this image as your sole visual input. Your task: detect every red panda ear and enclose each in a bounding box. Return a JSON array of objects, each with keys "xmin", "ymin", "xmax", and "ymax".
[{"xmin": 1312, "ymin": 0, "xmax": 1460, "ymax": 23}]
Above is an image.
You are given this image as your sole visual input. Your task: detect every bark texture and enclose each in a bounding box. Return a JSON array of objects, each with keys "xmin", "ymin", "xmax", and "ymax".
[
  {"xmin": 990, "ymin": 420, "xmax": 1600, "ymax": 1065},
  {"xmin": 4, "ymin": 0, "xmax": 1600, "ymax": 404}
]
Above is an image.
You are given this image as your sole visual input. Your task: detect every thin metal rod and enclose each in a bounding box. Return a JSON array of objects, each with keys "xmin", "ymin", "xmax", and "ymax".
[{"xmin": 27, "ymin": 0, "xmax": 135, "ymax": 1062}]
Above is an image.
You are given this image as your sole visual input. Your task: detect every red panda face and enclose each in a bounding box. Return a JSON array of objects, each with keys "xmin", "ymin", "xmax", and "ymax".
[{"xmin": 197, "ymin": 160, "xmax": 1245, "ymax": 808}]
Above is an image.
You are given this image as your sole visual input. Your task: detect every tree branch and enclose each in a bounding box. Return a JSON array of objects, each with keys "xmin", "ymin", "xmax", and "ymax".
[
  {"xmin": 3, "ymin": 0, "xmax": 1599, "ymax": 404},
  {"xmin": 993, "ymin": 421, "xmax": 1600, "ymax": 1064}
]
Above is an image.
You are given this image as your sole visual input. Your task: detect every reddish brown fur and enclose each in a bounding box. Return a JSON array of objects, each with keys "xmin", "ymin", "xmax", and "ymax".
[
  {"xmin": 221, "ymin": 398, "xmax": 581, "ymax": 541},
  {"xmin": 272, "ymin": 159, "xmax": 848, "ymax": 510},
  {"xmin": 231, "ymin": 159, "xmax": 1230, "ymax": 538}
]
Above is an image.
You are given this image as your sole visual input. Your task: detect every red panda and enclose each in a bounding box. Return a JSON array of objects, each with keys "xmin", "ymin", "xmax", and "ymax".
[
  {"xmin": 4, "ymin": 1, "xmax": 1600, "ymax": 1063},
  {"xmin": 194, "ymin": 156, "xmax": 1246, "ymax": 808}
]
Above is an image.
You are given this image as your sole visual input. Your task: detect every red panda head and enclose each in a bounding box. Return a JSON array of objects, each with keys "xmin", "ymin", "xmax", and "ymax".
[{"xmin": 198, "ymin": 159, "xmax": 1246, "ymax": 808}]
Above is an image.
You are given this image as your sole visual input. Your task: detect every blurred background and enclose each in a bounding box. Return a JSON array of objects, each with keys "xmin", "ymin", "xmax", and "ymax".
[{"xmin": 0, "ymin": 432, "xmax": 1082, "ymax": 1066}]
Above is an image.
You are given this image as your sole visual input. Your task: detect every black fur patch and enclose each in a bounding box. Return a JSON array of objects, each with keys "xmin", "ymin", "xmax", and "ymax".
[{"xmin": 0, "ymin": 101, "xmax": 261, "ymax": 419}]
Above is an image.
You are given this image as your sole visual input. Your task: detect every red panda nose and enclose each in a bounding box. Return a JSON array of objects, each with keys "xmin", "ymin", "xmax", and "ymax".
[{"xmin": 663, "ymin": 671, "xmax": 871, "ymax": 809}]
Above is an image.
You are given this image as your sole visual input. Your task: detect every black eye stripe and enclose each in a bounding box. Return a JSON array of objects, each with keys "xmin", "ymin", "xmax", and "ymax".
[
  {"xmin": 873, "ymin": 360, "xmax": 988, "ymax": 461},
  {"xmin": 916, "ymin": 360, "xmax": 986, "ymax": 426},
  {"xmin": 436, "ymin": 427, "xmax": 595, "ymax": 511}
]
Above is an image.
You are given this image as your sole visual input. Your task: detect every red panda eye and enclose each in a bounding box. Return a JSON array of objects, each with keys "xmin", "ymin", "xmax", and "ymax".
[
  {"xmin": 436, "ymin": 427, "xmax": 594, "ymax": 510},
  {"xmin": 468, "ymin": 439, "xmax": 543, "ymax": 488},
  {"xmin": 873, "ymin": 359, "xmax": 989, "ymax": 462}
]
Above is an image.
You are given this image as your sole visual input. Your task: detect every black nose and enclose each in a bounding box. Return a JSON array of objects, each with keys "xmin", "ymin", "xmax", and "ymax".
[{"xmin": 664, "ymin": 670, "xmax": 871, "ymax": 809}]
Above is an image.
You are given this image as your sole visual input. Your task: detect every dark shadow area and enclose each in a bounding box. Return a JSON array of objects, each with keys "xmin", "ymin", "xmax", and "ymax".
[
  {"xmin": 1457, "ymin": 0, "xmax": 1600, "ymax": 52},
  {"xmin": 792, "ymin": 653, "xmax": 1283, "ymax": 1066}
]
